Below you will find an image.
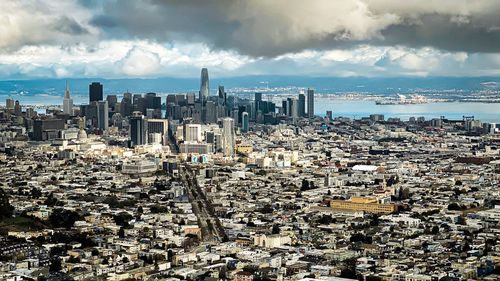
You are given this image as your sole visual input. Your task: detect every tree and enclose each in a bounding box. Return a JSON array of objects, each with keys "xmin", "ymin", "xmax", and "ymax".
[
  {"xmin": 0, "ymin": 189, "xmax": 14, "ymax": 219},
  {"xmin": 113, "ymin": 212, "xmax": 133, "ymax": 227},
  {"xmin": 30, "ymin": 188, "xmax": 42, "ymax": 199},
  {"xmin": 301, "ymin": 179, "xmax": 310, "ymax": 191},
  {"xmin": 448, "ymin": 203, "xmax": 461, "ymax": 211},
  {"xmin": 118, "ymin": 227, "xmax": 125, "ymax": 238},
  {"xmin": 318, "ymin": 214, "xmax": 334, "ymax": 225},
  {"xmin": 271, "ymin": 224, "xmax": 280, "ymax": 234},
  {"xmin": 431, "ymin": 225, "xmax": 439, "ymax": 235},
  {"xmin": 340, "ymin": 258, "xmax": 358, "ymax": 279},
  {"xmin": 260, "ymin": 204, "xmax": 273, "ymax": 214},
  {"xmin": 49, "ymin": 257, "xmax": 62, "ymax": 272},
  {"xmin": 49, "ymin": 209, "xmax": 81, "ymax": 229}
]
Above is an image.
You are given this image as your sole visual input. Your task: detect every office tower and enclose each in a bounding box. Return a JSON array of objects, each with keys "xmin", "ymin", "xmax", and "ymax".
[
  {"xmin": 106, "ymin": 95, "xmax": 118, "ymax": 109},
  {"xmin": 298, "ymin": 93, "xmax": 306, "ymax": 117},
  {"xmin": 146, "ymin": 119, "xmax": 169, "ymax": 144},
  {"xmin": 268, "ymin": 101, "xmax": 276, "ymax": 114},
  {"xmin": 184, "ymin": 124, "xmax": 202, "ymax": 142},
  {"xmin": 133, "ymin": 94, "xmax": 146, "ymax": 114},
  {"xmin": 241, "ymin": 112, "xmax": 249, "ymax": 133},
  {"xmin": 123, "ymin": 92, "xmax": 132, "ymax": 100},
  {"xmin": 142, "ymin": 93, "xmax": 161, "ymax": 118},
  {"xmin": 254, "ymin": 92, "xmax": 262, "ymax": 120},
  {"xmin": 255, "ymin": 92, "xmax": 262, "ymax": 103},
  {"xmin": 120, "ymin": 96, "xmax": 133, "ymax": 117},
  {"xmin": 222, "ymin": 117, "xmax": 235, "ymax": 157},
  {"xmin": 32, "ymin": 119, "xmax": 65, "ymax": 141},
  {"xmin": 290, "ymin": 98, "xmax": 299, "ymax": 118},
  {"xmin": 237, "ymin": 106, "xmax": 247, "ymax": 124},
  {"xmin": 370, "ymin": 114, "xmax": 385, "ymax": 122},
  {"xmin": 145, "ymin": 92, "xmax": 161, "ymax": 111},
  {"xmin": 485, "ymin": 123, "xmax": 497, "ymax": 134},
  {"xmin": 186, "ymin": 93, "xmax": 196, "ymax": 105},
  {"xmin": 146, "ymin": 108, "xmax": 155, "ymax": 119},
  {"xmin": 230, "ymin": 108, "xmax": 239, "ymax": 123},
  {"xmin": 206, "ymin": 131, "xmax": 223, "ymax": 152},
  {"xmin": 166, "ymin": 94, "xmax": 176, "ymax": 105},
  {"xmin": 218, "ymin": 85, "xmax": 225, "ymax": 105},
  {"xmin": 326, "ymin": 110, "xmax": 333, "ymax": 120},
  {"xmin": 286, "ymin": 98, "xmax": 293, "ymax": 117},
  {"xmin": 89, "ymin": 82, "xmax": 103, "ymax": 103},
  {"xmin": 281, "ymin": 100, "xmax": 287, "ymax": 115},
  {"xmin": 200, "ymin": 68, "xmax": 209, "ymax": 104},
  {"xmin": 26, "ymin": 107, "xmax": 35, "ymax": 119},
  {"xmin": 180, "ymin": 95, "xmax": 188, "ymax": 106},
  {"xmin": 129, "ymin": 112, "xmax": 146, "ymax": 147},
  {"xmin": 205, "ymin": 101, "xmax": 217, "ymax": 123},
  {"xmin": 97, "ymin": 100, "xmax": 109, "ymax": 130},
  {"xmin": 63, "ymin": 81, "xmax": 73, "ymax": 115},
  {"xmin": 307, "ymin": 88, "xmax": 315, "ymax": 118},
  {"xmin": 6, "ymin": 98, "xmax": 14, "ymax": 110},
  {"xmin": 81, "ymin": 103, "xmax": 98, "ymax": 127},
  {"xmin": 14, "ymin": 100, "xmax": 22, "ymax": 116}
]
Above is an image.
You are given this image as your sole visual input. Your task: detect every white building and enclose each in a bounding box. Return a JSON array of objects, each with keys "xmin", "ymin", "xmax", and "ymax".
[{"xmin": 63, "ymin": 81, "xmax": 73, "ymax": 115}]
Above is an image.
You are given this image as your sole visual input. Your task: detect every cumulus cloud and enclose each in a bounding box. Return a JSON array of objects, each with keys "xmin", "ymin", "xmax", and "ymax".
[
  {"xmin": 120, "ymin": 47, "xmax": 164, "ymax": 76},
  {"xmin": 88, "ymin": 0, "xmax": 500, "ymax": 56},
  {"xmin": 1, "ymin": 0, "xmax": 500, "ymax": 78},
  {"xmin": 0, "ymin": 0, "xmax": 98, "ymax": 50},
  {"xmin": 0, "ymin": 40, "xmax": 252, "ymax": 78}
]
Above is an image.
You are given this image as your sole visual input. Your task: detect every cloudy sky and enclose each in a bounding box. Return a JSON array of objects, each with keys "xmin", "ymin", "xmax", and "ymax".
[{"xmin": 2, "ymin": 0, "xmax": 500, "ymax": 79}]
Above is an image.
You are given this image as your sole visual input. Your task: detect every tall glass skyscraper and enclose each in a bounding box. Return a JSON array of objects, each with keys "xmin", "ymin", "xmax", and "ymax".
[
  {"xmin": 241, "ymin": 112, "xmax": 249, "ymax": 132},
  {"xmin": 298, "ymin": 93, "xmax": 306, "ymax": 117},
  {"xmin": 89, "ymin": 82, "xmax": 103, "ymax": 103},
  {"xmin": 129, "ymin": 112, "xmax": 145, "ymax": 147},
  {"xmin": 97, "ymin": 100, "xmax": 109, "ymax": 130},
  {"xmin": 307, "ymin": 88, "xmax": 315, "ymax": 118},
  {"xmin": 200, "ymin": 68, "xmax": 209, "ymax": 104}
]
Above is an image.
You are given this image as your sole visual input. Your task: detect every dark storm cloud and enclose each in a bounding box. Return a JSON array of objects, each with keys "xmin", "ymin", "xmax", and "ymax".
[
  {"xmin": 378, "ymin": 14, "xmax": 500, "ymax": 53},
  {"xmin": 87, "ymin": 0, "xmax": 500, "ymax": 57}
]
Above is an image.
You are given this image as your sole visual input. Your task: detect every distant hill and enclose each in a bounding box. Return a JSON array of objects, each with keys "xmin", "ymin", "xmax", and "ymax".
[{"xmin": 1, "ymin": 76, "xmax": 500, "ymax": 97}]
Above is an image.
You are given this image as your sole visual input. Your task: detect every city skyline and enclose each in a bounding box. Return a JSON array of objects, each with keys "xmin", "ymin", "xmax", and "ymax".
[{"xmin": 0, "ymin": 2, "xmax": 499, "ymax": 281}]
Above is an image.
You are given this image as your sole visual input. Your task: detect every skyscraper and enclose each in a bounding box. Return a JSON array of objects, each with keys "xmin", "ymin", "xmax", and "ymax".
[
  {"xmin": 298, "ymin": 93, "xmax": 306, "ymax": 117},
  {"xmin": 218, "ymin": 85, "xmax": 225, "ymax": 105},
  {"xmin": 184, "ymin": 124, "xmax": 202, "ymax": 142},
  {"xmin": 89, "ymin": 82, "xmax": 103, "ymax": 103},
  {"xmin": 32, "ymin": 119, "xmax": 64, "ymax": 141},
  {"xmin": 222, "ymin": 117, "xmax": 235, "ymax": 157},
  {"xmin": 241, "ymin": 112, "xmax": 249, "ymax": 133},
  {"xmin": 129, "ymin": 112, "xmax": 146, "ymax": 147},
  {"xmin": 14, "ymin": 100, "xmax": 21, "ymax": 116},
  {"xmin": 282, "ymin": 100, "xmax": 287, "ymax": 115},
  {"xmin": 146, "ymin": 119, "xmax": 169, "ymax": 145},
  {"xmin": 255, "ymin": 92, "xmax": 262, "ymax": 120},
  {"xmin": 205, "ymin": 101, "xmax": 217, "ymax": 123},
  {"xmin": 63, "ymin": 81, "xmax": 73, "ymax": 115},
  {"xmin": 326, "ymin": 110, "xmax": 333, "ymax": 120},
  {"xmin": 6, "ymin": 98, "xmax": 14, "ymax": 110},
  {"xmin": 106, "ymin": 95, "xmax": 118, "ymax": 109},
  {"xmin": 200, "ymin": 68, "xmax": 209, "ymax": 104},
  {"xmin": 97, "ymin": 100, "xmax": 109, "ymax": 130},
  {"xmin": 290, "ymin": 98, "xmax": 299, "ymax": 118},
  {"xmin": 307, "ymin": 88, "xmax": 315, "ymax": 118}
]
